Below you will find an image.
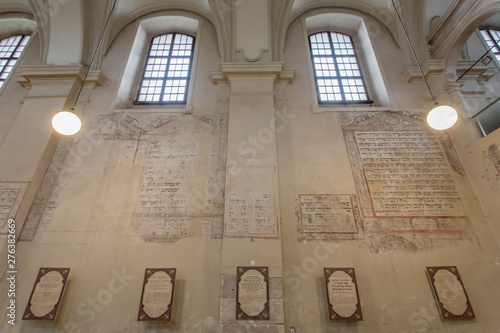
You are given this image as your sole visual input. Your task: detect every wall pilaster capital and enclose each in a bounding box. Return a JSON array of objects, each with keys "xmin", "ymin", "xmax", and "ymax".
[
  {"xmin": 210, "ymin": 62, "xmax": 295, "ymax": 91},
  {"xmin": 16, "ymin": 65, "xmax": 106, "ymax": 98}
]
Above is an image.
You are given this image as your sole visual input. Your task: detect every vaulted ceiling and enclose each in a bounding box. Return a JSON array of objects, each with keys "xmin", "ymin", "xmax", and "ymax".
[{"xmin": 1, "ymin": 0, "xmax": 499, "ymax": 66}]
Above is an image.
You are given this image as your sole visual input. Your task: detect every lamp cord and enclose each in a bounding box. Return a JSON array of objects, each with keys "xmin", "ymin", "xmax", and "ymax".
[
  {"xmin": 71, "ymin": 0, "xmax": 118, "ymax": 110},
  {"xmin": 391, "ymin": 0, "xmax": 437, "ymax": 103},
  {"xmin": 455, "ymin": 39, "xmax": 500, "ymax": 81}
]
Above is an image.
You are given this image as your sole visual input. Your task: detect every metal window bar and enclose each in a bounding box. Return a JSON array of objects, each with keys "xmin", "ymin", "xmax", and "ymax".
[
  {"xmin": 135, "ymin": 33, "xmax": 195, "ymax": 105},
  {"xmin": 309, "ymin": 31, "xmax": 371, "ymax": 104}
]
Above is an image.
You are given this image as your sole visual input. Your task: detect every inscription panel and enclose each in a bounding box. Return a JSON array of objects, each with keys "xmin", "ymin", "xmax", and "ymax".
[
  {"xmin": 342, "ymin": 112, "xmax": 471, "ymax": 243},
  {"xmin": 355, "ymin": 131, "xmax": 464, "ymax": 217},
  {"xmin": 236, "ymin": 266, "xmax": 269, "ymax": 320},
  {"xmin": 20, "ymin": 139, "xmax": 69, "ymax": 240},
  {"xmin": 226, "ymin": 167, "xmax": 278, "ymax": 238},
  {"xmin": 138, "ymin": 268, "xmax": 176, "ymax": 321},
  {"xmin": 129, "ymin": 114, "xmax": 226, "ymax": 242},
  {"xmin": 426, "ymin": 266, "xmax": 475, "ymax": 320},
  {"xmin": 0, "ymin": 183, "xmax": 28, "ymax": 234},
  {"xmin": 297, "ymin": 194, "xmax": 361, "ymax": 241},
  {"xmin": 342, "ymin": 112, "xmax": 473, "ymax": 249},
  {"xmin": 324, "ymin": 268, "xmax": 362, "ymax": 321},
  {"xmin": 23, "ymin": 268, "xmax": 70, "ymax": 321}
]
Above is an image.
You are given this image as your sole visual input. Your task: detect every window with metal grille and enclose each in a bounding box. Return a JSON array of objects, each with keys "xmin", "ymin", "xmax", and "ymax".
[
  {"xmin": 0, "ymin": 35, "xmax": 30, "ymax": 89},
  {"xmin": 480, "ymin": 29, "xmax": 500, "ymax": 63},
  {"xmin": 136, "ymin": 33, "xmax": 195, "ymax": 104},
  {"xmin": 309, "ymin": 32, "xmax": 370, "ymax": 104}
]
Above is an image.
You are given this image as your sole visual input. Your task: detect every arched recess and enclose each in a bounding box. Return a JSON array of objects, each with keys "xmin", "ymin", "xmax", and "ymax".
[
  {"xmin": 285, "ymin": 1, "xmax": 398, "ymax": 43},
  {"xmin": 443, "ymin": 3, "xmax": 500, "ymax": 80},
  {"xmin": 113, "ymin": 10, "xmax": 215, "ymax": 109},
  {"xmin": 42, "ymin": 0, "xmax": 84, "ymax": 65},
  {"xmin": 287, "ymin": 8, "xmax": 393, "ymax": 107},
  {"xmin": 104, "ymin": 1, "xmax": 215, "ymax": 56},
  {"xmin": 0, "ymin": 14, "xmax": 36, "ymax": 40},
  {"xmin": 424, "ymin": 0, "xmax": 455, "ymax": 36}
]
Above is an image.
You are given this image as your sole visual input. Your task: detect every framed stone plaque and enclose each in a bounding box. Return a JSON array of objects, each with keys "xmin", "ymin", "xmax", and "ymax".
[
  {"xmin": 236, "ymin": 266, "xmax": 269, "ymax": 320},
  {"xmin": 426, "ymin": 266, "xmax": 475, "ymax": 320},
  {"xmin": 22, "ymin": 268, "xmax": 70, "ymax": 321},
  {"xmin": 324, "ymin": 268, "xmax": 362, "ymax": 321},
  {"xmin": 137, "ymin": 268, "xmax": 176, "ymax": 321}
]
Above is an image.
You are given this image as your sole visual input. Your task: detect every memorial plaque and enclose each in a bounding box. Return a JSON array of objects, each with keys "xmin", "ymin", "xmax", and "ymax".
[
  {"xmin": 426, "ymin": 266, "xmax": 475, "ymax": 320},
  {"xmin": 23, "ymin": 268, "xmax": 70, "ymax": 321},
  {"xmin": 138, "ymin": 268, "xmax": 176, "ymax": 321},
  {"xmin": 236, "ymin": 266, "xmax": 269, "ymax": 320},
  {"xmin": 298, "ymin": 194, "xmax": 361, "ymax": 240},
  {"xmin": 324, "ymin": 268, "xmax": 362, "ymax": 321}
]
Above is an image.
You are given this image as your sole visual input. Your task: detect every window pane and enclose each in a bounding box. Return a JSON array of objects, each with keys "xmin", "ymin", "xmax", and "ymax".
[
  {"xmin": 309, "ymin": 32, "xmax": 369, "ymax": 103},
  {"xmin": 136, "ymin": 33, "xmax": 194, "ymax": 104},
  {"xmin": 0, "ymin": 35, "xmax": 30, "ymax": 88},
  {"xmin": 481, "ymin": 29, "xmax": 500, "ymax": 63}
]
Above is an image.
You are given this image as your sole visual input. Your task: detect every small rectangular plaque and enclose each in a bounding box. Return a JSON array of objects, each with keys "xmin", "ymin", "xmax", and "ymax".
[
  {"xmin": 138, "ymin": 268, "xmax": 176, "ymax": 321},
  {"xmin": 324, "ymin": 267, "xmax": 362, "ymax": 321},
  {"xmin": 236, "ymin": 266, "xmax": 269, "ymax": 320},
  {"xmin": 22, "ymin": 268, "xmax": 70, "ymax": 321},
  {"xmin": 426, "ymin": 266, "xmax": 475, "ymax": 320}
]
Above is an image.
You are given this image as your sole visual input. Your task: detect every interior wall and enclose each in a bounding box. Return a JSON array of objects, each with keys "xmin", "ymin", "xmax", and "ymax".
[
  {"xmin": 1, "ymin": 1, "xmax": 500, "ymax": 333},
  {"xmin": 2, "ymin": 16, "xmax": 227, "ymax": 333},
  {"xmin": 279, "ymin": 10, "xmax": 500, "ymax": 333}
]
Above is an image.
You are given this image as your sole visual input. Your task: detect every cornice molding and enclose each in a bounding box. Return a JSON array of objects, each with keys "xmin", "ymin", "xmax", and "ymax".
[
  {"xmin": 17, "ymin": 65, "xmax": 106, "ymax": 88},
  {"xmin": 210, "ymin": 62, "xmax": 295, "ymax": 85},
  {"xmin": 403, "ymin": 59, "xmax": 494, "ymax": 83}
]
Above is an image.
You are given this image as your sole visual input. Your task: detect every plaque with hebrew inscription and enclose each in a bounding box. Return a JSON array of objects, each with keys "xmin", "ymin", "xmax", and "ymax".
[
  {"xmin": 23, "ymin": 268, "xmax": 70, "ymax": 321},
  {"xmin": 298, "ymin": 194, "xmax": 361, "ymax": 240},
  {"xmin": 324, "ymin": 268, "xmax": 362, "ymax": 321},
  {"xmin": 138, "ymin": 268, "xmax": 176, "ymax": 321},
  {"xmin": 236, "ymin": 266, "xmax": 269, "ymax": 320},
  {"xmin": 426, "ymin": 266, "xmax": 475, "ymax": 320}
]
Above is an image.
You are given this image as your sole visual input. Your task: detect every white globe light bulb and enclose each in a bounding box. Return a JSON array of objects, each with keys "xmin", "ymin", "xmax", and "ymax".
[
  {"xmin": 52, "ymin": 111, "xmax": 82, "ymax": 135},
  {"xmin": 426, "ymin": 105, "xmax": 458, "ymax": 130}
]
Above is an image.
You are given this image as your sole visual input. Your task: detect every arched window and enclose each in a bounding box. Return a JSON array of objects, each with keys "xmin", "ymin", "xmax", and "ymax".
[
  {"xmin": 0, "ymin": 35, "xmax": 30, "ymax": 88},
  {"xmin": 309, "ymin": 31, "xmax": 370, "ymax": 104},
  {"xmin": 135, "ymin": 33, "xmax": 195, "ymax": 104},
  {"xmin": 480, "ymin": 29, "xmax": 500, "ymax": 63}
]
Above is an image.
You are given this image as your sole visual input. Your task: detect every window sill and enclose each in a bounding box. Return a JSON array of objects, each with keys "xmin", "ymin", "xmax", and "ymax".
[
  {"xmin": 114, "ymin": 104, "xmax": 192, "ymax": 114},
  {"xmin": 312, "ymin": 104, "xmax": 390, "ymax": 113}
]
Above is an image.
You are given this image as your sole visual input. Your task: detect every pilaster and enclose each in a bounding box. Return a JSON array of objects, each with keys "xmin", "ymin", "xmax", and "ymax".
[
  {"xmin": 212, "ymin": 62, "xmax": 294, "ymax": 330},
  {"xmin": 0, "ymin": 65, "xmax": 104, "ymax": 236}
]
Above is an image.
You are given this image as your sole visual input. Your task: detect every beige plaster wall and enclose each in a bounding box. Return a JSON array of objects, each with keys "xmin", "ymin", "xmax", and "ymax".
[
  {"xmin": 278, "ymin": 13, "xmax": 500, "ymax": 333},
  {"xmin": 1, "ymin": 4, "xmax": 500, "ymax": 333},
  {"xmin": 1, "ymin": 17, "xmax": 226, "ymax": 333},
  {"xmin": 0, "ymin": 33, "xmax": 39, "ymax": 143}
]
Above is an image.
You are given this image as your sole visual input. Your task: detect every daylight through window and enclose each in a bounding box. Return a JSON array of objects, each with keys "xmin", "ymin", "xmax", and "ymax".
[
  {"xmin": 309, "ymin": 32, "xmax": 370, "ymax": 103},
  {"xmin": 136, "ymin": 33, "xmax": 195, "ymax": 104},
  {"xmin": 480, "ymin": 29, "xmax": 500, "ymax": 63},
  {"xmin": 0, "ymin": 35, "xmax": 30, "ymax": 88}
]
